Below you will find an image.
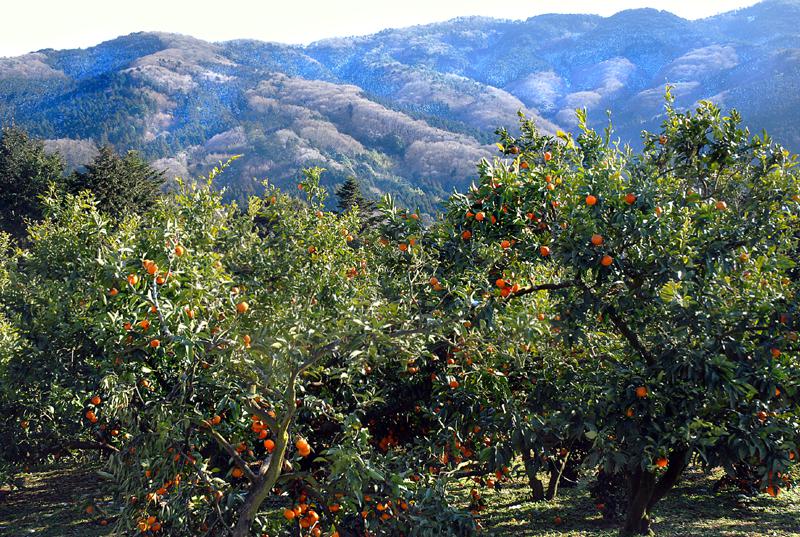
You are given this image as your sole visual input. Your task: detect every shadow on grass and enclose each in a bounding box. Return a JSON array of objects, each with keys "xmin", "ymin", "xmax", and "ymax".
[
  {"xmin": 454, "ymin": 469, "xmax": 800, "ymax": 537},
  {"xmin": 0, "ymin": 463, "xmax": 112, "ymax": 537}
]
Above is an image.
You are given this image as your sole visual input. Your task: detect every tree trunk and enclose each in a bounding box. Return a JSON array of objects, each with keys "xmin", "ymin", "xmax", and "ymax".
[
  {"xmin": 619, "ymin": 449, "xmax": 689, "ymax": 537},
  {"xmin": 232, "ymin": 383, "xmax": 298, "ymax": 537},
  {"xmin": 620, "ymin": 469, "xmax": 656, "ymax": 537},
  {"xmin": 546, "ymin": 453, "xmax": 570, "ymax": 500},
  {"xmin": 522, "ymin": 450, "xmax": 545, "ymax": 500},
  {"xmin": 231, "ymin": 427, "xmax": 289, "ymax": 537}
]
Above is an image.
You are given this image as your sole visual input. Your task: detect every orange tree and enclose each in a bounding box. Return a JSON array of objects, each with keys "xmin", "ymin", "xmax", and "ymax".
[
  {"xmin": 435, "ymin": 98, "xmax": 800, "ymax": 535},
  {"xmin": 0, "ymin": 164, "xmax": 478, "ymax": 536}
]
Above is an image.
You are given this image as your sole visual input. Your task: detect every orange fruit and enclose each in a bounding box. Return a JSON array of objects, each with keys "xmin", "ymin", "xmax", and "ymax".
[
  {"xmin": 295, "ymin": 438, "xmax": 311, "ymax": 456},
  {"xmin": 127, "ymin": 274, "xmax": 139, "ymax": 286},
  {"xmin": 139, "ymin": 319, "xmax": 151, "ymax": 330},
  {"xmin": 495, "ymin": 278, "xmax": 506, "ymax": 289},
  {"xmin": 625, "ymin": 193, "xmax": 637, "ymax": 205},
  {"xmin": 108, "ymin": 287, "xmax": 119, "ymax": 297},
  {"xmin": 654, "ymin": 206, "xmax": 663, "ymax": 217},
  {"xmin": 585, "ymin": 195, "xmax": 597, "ymax": 206},
  {"xmin": 144, "ymin": 260, "xmax": 158, "ymax": 276},
  {"xmin": 770, "ymin": 348, "xmax": 781, "ymax": 358},
  {"xmin": 659, "ymin": 135, "xmax": 667, "ymax": 145},
  {"xmin": 758, "ymin": 411, "xmax": 768, "ymax": 422},
  {"xmin": 429, "ymin": 276, "xmax": 439, "ymax": 287},
  {"xmin": 211, "ymin": 415, "xmax": 221, "ymax": 425},
  {"xmin": 461, "ymin": 230, "xmax": 472, "ymax": 240},
  {"xmin": 243, "ymin": 334, "xmax": 252, "ymax": 347},
  {"xmin": 601, "ymin": 255, "xmax": 613, "ymax": 267},
  {"xmin": 500, "ymin": 240, "xmax": 511, "ymax": 249},
  {"xmin": 544, "ymin": 151, "xmax": 552, "ymax": 162},
  {"xmin": 398, "ymin": 243, "xmax": 408, "ymax": 252},
  {"xmin": 91, "ymin": 396, "xmax": 101, "ymax": 406},
  {"xmin": 231, "ymin": 467, "xmax": 244, "ymax": 479},
  {"xmin": 591, "ymin": 234, "xmax": 604, "ymax": 246},
  {"xmin": 635, "ymin": 386, "xmax": 648, "ymax": 398},
  {"xmin": 236, "ymin": 302, "xmax": 249, "ymax": 314},
  {"xmin": 655, "ymin": 457, "xmax": 668, "ymax": 468},
  {"xmin": 540, "ymin": 245, "xmax": 551, "ymax": 257},
  {"xmin": 475, "ymin": 212, "xmax": 485, "ymax": 222},
  {"xmin": 175, "ymin": 245, "xmax": 186, "ymax": 257},
  {"xmin": 715, "ymin": 200, "xmax": 727, "ymax": 211},
  {"xmin": 150, "ymin": 339, "xmax": 161, "ymax": 348},
  {"xmin": 263, "ymin": 439, "xmax": 275, "ymax": 452}
]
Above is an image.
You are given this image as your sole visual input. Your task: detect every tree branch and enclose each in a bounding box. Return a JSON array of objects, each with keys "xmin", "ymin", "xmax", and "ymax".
[
  {"xmin": 201, "ymin": 423, "xmax": 257, "ymax": 483},
  {"xmin": 512, "ymin": 279, "xmax": 579, "ymax": 298}
]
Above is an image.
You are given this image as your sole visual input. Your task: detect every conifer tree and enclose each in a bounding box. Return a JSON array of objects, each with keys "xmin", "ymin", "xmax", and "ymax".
[
  {"xmin": 68, "ymin": 146, "xmax": 165, "ymax": 216},
  {"xmin": 0, "ymin": 126, "xmax": 65, "ymax": 237},
  {"xmin": 335, "ymin": 176, "xmax": 379, "ymax": 228}
]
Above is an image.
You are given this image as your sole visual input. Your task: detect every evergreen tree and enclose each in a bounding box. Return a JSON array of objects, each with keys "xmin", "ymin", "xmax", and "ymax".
[
  {"xmin": 0, "ymin": 126, "xmax": 65, "ymax": 238},
  {"xmin": 68, "ymin": 146, "xmax": 165, "ymax": 216},
  {"xmin": 335, "ymin": 177, "xmax": 379, "ymax": 228}
]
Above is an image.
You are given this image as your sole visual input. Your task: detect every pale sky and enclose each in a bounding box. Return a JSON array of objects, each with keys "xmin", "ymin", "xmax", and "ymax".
[{"xmin": 1, "ymin": 0, "xmax": 761, "ymax": 58}]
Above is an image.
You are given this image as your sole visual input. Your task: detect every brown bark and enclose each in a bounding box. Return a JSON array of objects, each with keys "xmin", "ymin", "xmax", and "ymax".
[
  {"xmin": 620, "ymin": 469, "xmax": 656, "ymax": 536},
  {"xmin": 522, "ymin": 451, "xmax": 545, "ymax": 500},
  {"xmin": 620, "ymin": 449, "xmax": 689, "ymax": 536}
]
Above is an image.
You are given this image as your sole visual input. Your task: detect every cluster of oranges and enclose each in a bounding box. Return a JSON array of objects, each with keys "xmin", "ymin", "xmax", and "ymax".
[
  {"xmin": 136, "ymin": 515, "xmax": 161, "ymax": 532},
  {"xmin": 84, "ymin": 394, "xmax": 102, "ymax": 424}
]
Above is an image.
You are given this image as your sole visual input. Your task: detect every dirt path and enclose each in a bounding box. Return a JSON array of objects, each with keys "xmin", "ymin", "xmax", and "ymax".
[{"xmin": 0, "ymin": 463, "xmax": 112, "ymax": 537}]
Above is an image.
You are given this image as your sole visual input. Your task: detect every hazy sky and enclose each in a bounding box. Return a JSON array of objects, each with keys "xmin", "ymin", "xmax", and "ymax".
[{"xmin": 1, "ymin": 0, "xmax": 761, "ymax": 57}]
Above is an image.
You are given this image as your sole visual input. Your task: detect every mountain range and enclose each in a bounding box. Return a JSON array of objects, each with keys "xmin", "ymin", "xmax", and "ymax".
[{"xmin": 1, "ymin": 0, "xmax": 799, "ymax": 211}]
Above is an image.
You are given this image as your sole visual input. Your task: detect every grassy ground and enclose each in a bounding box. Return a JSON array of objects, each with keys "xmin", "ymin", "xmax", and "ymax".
[
  {"xmin": 0, "ymin": 464, "xmax": 798, "ymax": 536},
  {"xmin": 0, "ymin": 462, "xmax": 113, "ymax": 537},
  {"xmin": 452, "ymin": 468, "xmax": 800, "ymax": 537}
]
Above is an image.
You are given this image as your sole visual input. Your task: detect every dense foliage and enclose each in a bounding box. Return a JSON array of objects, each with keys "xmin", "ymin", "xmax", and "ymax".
[
  {"xmin": 0, "ymin": 100, "xmax": 798, "ymax": 537},
  {"xmin": 0, "ymin": 127, "xmax": 165, "ymax": 238}
]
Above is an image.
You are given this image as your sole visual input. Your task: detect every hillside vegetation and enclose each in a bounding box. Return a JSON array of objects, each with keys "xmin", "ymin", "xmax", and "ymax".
[{"xmin": 1, "ymin": 0, "xmax": 800, "ymax": 208}]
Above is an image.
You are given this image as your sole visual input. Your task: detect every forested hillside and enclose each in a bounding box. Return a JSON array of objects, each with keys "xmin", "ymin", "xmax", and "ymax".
[{"xmin": 1, "ymin": 0, "xmax": 799, "ymax": 209}]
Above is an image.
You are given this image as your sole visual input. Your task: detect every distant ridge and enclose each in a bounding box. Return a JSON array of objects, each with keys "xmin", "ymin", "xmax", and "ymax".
[{"xmin": 1, "ymin": 0, "xmax": 798, "ymax": 210}]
